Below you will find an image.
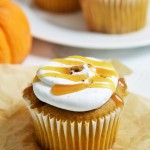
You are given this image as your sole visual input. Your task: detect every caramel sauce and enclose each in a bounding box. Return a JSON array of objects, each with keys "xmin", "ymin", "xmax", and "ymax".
[
  {"xmin": 33, "ymin": 76, "xmax": 40, "ymax": 83},
  {"xmin": 111, "ymin": 78, "xmax": 127, "ymax": 107},
  {"xmin": 39, "ymin": 72, "xmax": 88, "ymax": 82},
  {"xmin": 119, "ymin": 78, "xmax": 127, "ymax": 90},
  {"xmin": 41, "ymin": 66, "xmax": 71, "ymax": 74},
  {"xmin": 96, "ymin": 68, "xmax": 118, "ymax": 77},
  {"xmin": 111, "ymin": 93, "xmax": 124, "ymax": 107},
  {"xmin": 53, "ymin": 58, "xmax": 83, "ymax": 65},
  {"xmin": 68, "ymin": 56, "xmax": 114, "ymax": 69},
  {"xmin": 34, "ymin": 56, "xmax": 120, "ymax": 96},
  {"xmin": 89, "ymin": 76, "xmax": 115, "ymax": 90},
  {"xmin": 51, "ymin": 83, "xmax": 115, "ymax": 96}
]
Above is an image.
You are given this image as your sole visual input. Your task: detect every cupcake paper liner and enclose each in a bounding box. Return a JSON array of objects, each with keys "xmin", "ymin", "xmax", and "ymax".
[
  {"xmin": 80, "ymin": 0, "xmax": 149, "ymax": 34},
  {"xmin": 34, "ymin": 0, "xmax": 80, "ymax": 13},
  {"xmin": 27, "ymin": 100, "xmax": 122, "ymax": 150}
]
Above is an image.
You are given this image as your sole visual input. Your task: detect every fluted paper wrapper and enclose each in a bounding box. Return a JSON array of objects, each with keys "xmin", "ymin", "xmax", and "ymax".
[
  {"xmin": 34, "ymin": 0, "xmax": 80, "ymax": 13},
  {"xmin": 26, "ymin": 101, "xmax": 121, "ymax": 150},
  {"xmin": 80, "ymin": 0, "xmax": 149, "ymax": 33},
  {"xmin": 0, "ymin": 64, "xmax": 150, "ymax": 150}
]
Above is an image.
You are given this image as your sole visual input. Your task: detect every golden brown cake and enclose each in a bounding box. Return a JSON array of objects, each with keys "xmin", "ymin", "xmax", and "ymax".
[
  {"xmin": 23, "ymin": 56, "xmax": 127, "ymax": 150},
  {"xmin": 34, "ymin": 0, "xmax": 80, "ymax": 13},
  {"xmin": 80, "ymin": 0, "xmax": 149, "ymax": 34}
]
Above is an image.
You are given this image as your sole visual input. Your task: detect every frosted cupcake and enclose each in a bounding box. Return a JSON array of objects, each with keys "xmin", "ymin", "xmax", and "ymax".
[
  {"xmin": 33, "ymin": 0, "xmax": 80, "ymax": 13},
  {"xmin": 23, "ymin": 56, "xmax": 127, "ymax": 150},
  {"xmin": 80, "ymin": 0, "xmax": 149, "ymax": 34}
]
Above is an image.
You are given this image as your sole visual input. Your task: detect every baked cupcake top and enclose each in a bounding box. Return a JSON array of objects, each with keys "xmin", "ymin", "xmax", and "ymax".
[{"xmin": 33, "ymin": 56, "xmax": 119, "ymax": 112}]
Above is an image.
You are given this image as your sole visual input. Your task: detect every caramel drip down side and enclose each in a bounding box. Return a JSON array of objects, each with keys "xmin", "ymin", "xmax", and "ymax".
[
  {"xmin": 111, "ymin": 93, "xmax": 124, "ymax": 107},
  {"xmin": 119, "ymin": 78, "xmax": 127, "ymax": 90},
  {"xmin": 111, "ymin": 78, "xmax": 127, "ymax": 107},
  {"xmin": 33, "ymin": 76, "xmax": 40, "ymax": 83}
]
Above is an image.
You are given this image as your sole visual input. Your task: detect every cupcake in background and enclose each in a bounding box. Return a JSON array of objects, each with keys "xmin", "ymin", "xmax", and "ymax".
[
  {"xmin": 33, "ymin": 0, "xmax": 80, "ymax": 13},
  {"xmin": 80, "ymin": 0, "xmax": 149, "ymax": 34},
  {"xmin": 23, "ymin": 56, "xmax": 128, "ymax": 150}
]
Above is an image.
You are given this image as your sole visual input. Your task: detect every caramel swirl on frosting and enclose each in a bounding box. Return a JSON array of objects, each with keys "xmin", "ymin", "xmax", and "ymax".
[{"xmin": 32, "ymin": 56, "xmax": 119, "ymax": 112}]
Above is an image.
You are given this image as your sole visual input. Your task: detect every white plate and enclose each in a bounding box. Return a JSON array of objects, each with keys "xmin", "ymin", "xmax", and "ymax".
[{"xmin": 15, "ymin": 0, "xmax": 150, "ymax": 50}]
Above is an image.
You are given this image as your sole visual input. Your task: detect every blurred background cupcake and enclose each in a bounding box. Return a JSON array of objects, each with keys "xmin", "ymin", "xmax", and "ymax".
[
  {"xmin": 33, "ymin": 0, "xmax": 80, "ymax": 13},
  {"xmin": 80, "ymin": 0, "xmax": 149, "ymax": 34}
]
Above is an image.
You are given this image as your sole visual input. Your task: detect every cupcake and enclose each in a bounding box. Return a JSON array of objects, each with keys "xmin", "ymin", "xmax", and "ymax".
[
  {"xmin": 23, "ymin": 55, "xmax": 127, "ymax": 150},
  {"xmin": 80, "ymin": 0, "xmax": 149, "ymax": 34},
  {"xmin": 33, "ymin": 0, "xmax": 80, "ymax": 13}
]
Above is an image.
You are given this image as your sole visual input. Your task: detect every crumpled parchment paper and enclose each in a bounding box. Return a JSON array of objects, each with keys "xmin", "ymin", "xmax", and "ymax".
[{"xmin": 0, "ymin": 64, "xmax": 149, "ymax": 150}]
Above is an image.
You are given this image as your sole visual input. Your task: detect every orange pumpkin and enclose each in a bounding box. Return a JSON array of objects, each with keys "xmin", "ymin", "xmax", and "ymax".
[{"xmin": 0, "ymin": 0, "xmax": 31, "ymax": 63}]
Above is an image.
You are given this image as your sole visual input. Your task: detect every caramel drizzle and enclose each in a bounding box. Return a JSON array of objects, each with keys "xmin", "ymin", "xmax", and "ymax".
[
  {"xmin": 34, "ymin": 56, "xmax": 119, "ymax": 95},
  {"xmin": 111, "ymin": 78, "xmax": 127, "ymax": 107},
  {"xmin": 41, "ymin": 66, "xmax": 118, "ymax": 78},
  {"xmin": 89, "ymin": 76, "xmax": 115, "ymax": 89},
  {"xmin": 53, "ymin": 56, "xmax": 114, "ymax": 68},
  {"xmin": 67, "ymin": 56, "xmax": 114, "ymax": 69},
  {"xmin": 96, "ymin": 68, "xmax": 118, "ymax": 77},
  {"xmin": 52, "ymin": 58, "xmax": 83, "ymax": 65},
  {"xmin": 39, "ymin": 73, "xmax": 88, "ymax": 82},
  {"xmin": 111, "ymin": 93, "xmax": 124, "ymax": 107},
  {"xmin": 41, "ymin": 66, "xmax": 71, "ymax": 74},
  {"xmin": 51, "ymin": 83, "xmax": 115, "ymax": 96},
  {"xmin": 119, "ymin": 78, "xmax": 127, "ymax": 90},
  {"xmin": 33, "ymin": 76, "xmax": 40, "ymax": 83}
]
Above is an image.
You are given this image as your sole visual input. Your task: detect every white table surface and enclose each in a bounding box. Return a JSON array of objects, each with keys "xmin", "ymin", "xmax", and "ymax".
[{"xmin": 23, "ymin": 38, "xmax": 150, "ymax": 99}]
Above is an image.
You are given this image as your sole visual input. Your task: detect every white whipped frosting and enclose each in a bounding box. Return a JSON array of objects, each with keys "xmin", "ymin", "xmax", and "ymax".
[{"xmin": 33, "ymin": 57, "xmax": 119, "ymax": 112}]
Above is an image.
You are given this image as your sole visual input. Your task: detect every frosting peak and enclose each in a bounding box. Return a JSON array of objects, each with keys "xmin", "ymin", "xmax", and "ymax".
[{"xmin": 33, "ymin": 56, "xmax": 119, "ymax": 112}]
